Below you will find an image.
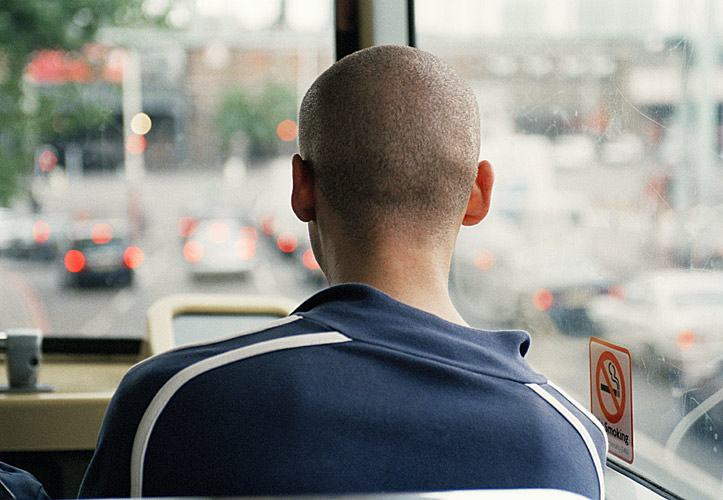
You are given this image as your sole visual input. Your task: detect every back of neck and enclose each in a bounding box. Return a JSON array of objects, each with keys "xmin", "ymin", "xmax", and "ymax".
[{"xmin": 325, "ymin": 241, "xmax": 468, "ymax": 326}]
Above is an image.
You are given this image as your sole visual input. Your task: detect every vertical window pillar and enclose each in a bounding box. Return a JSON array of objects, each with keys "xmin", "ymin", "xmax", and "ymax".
[{"xmin": 335, "ymin": 0, "xmax": 415, "ymax": 61}]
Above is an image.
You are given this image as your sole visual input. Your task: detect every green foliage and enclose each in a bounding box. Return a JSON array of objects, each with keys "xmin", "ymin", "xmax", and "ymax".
[
  {"xmin": 33, "ymin": 85, "xmax": 117, "ymax": 142},
  {"xmin": 216, "ymin": 81, "xmax": 297, "ymax": 162},
  {"xmin": 0, "ymin": 0, "xmax": 166, "ymax": 206},
  {"xmin": 0, "ymin": 147, "xmax": 26, "ymax": 205},
  {"xmin": 0, "ymin": 0, "xmax": 154, "ymax": 60}
]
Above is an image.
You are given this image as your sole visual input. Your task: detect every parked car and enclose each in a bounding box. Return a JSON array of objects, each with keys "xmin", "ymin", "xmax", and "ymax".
[{"xmin": 588, "ymin": 269, "xmax": 723, "ymax": 388}]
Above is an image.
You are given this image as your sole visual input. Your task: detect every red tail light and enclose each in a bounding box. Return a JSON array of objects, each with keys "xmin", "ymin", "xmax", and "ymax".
[
  {"xmin": 676, "ymin": 330, "xmax": 695, "ymax": 351},
  {"xmin": 91, "ymin": 222, "xmax": 113, "ymax": 244},
  {"xmin": 124, "ymin": 246, "xmax": 144, "ymax": 269},
  {"xmin": 532, "ymin": 289, "xmax": 554, "ymax": 311},
  {"xmin": 33, "ymin": 220, "xmax": 51, "ymax": 243},
  {"xmin": 65, "ymin": 250, "xmax": 86, "ymax": 272},
  {"xmin": 277, "ymin": 232, "xmax": 298, "ymax": 253},
  {"xmin": 260, "ymin": 214, "xmax": 277, "ymax": 235},
  {"xmin": 474, "ymin": 249, "xmax": 495, "ymax": 270},
  {"xmin": 234, "ymin": 238, "xmax": 255, "ymax": 260},
  {"xmin": 178, "ymin": 217, "xmax": 197, "ymax": 238},
  {"xmin": 184, "ymin": 241, "xmax": 204, "ymax": 263},
  {"xmin": 608, "ymin": 285, "xmax": 626, "ymax": 301},
  {"xmin": 303, "ymin": 249, "xmax": 320, "ymax": 270}
]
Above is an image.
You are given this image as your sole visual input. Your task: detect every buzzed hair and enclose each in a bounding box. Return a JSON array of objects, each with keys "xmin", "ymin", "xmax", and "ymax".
[{"xmin": 298, "ymin": 45, "xmax": 480, "ymax": 237}]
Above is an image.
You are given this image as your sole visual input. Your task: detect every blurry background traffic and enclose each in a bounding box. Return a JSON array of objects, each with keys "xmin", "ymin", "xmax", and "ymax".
[{"xmin": 1, "ymin": 0, "xmax": 723, "ymax": 493}]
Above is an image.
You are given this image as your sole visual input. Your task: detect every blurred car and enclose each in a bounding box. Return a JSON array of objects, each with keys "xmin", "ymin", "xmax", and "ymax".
[
  {"xmin": 513, "ymin": 246, "xmax": 612, "ymax": 337},
  {"xmin": 452, "ymin": 243, "xmax": 611, "ymax": 334},
  {"xmin": 251, "ymin": 178, "xmax": 323, "ymax": 283},
  {"xmin": 451, "ymin": 218, "xmax": 525, "ymax": 328},
  {"xmin": 588, "ymin": 269, "xmax": 723, "ymax": 388},
  {"xmin": 183, "ymin": 218, "xmax": 255, "ymax": 280},
  {"xmin": 62, "ymin": 220, "xmax": 139, "ymax": 287},
  {"xmin": 7, "ymin": 213, "xmax": 69, "ymax": 260},
  {"xmin": 451, "ymin": 200, "xmax": 612, "ymax": 334}
]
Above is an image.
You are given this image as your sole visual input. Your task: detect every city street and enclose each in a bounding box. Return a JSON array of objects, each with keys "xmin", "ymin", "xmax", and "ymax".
[
  {"xmin": 0, "ymin": 162, "xmax": 319, "ymax": 337},
  {"xmin": 0, "ymin": 236, "xmax": 314, "ymax": 338}
]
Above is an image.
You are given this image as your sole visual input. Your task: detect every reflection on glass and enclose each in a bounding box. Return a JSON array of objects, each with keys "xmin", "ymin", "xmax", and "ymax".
[{"xmin": 417, "ymin": 1, "xmax": 723, "ymax": 498}]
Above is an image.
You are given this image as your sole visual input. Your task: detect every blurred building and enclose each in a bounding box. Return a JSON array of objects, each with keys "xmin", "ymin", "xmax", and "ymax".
[
  {"xmin": 26, "ymin": 0, "xmax": 333, "ymax": 174},
  {"xmin": 24, "ymin": 0, "xmax": 723, "ymax": 197}
]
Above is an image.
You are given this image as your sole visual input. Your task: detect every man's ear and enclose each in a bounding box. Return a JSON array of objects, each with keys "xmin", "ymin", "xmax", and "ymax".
[
  {"xmin": 291, "ymin": 154, "xmax": 316, "ymax": 222},
  {"xmin": 462, "ymin": 160, "xmax": 494, "ymax": 226}
]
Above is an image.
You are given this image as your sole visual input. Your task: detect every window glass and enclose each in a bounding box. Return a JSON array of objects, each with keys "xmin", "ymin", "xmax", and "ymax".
[
  {"xmin": 417, "ymin": 1, "xmax": 723, "ymax": 498},
  {"xmin": 0, "ymin": 0, "xmax": 333, "ymax": 336},
  {"xmin": 674, "ymin": 290, "xmax": 723, "ymax": 308},
  {"xmin": 172, "ymin": 313, "xmax": 287, "ymax": 346},
  {"xmin": 3, "ymin": 1, "xmax": 723, "ymax": 498}
]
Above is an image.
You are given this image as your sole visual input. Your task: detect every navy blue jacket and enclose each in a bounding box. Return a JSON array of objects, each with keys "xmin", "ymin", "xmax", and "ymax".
[
  {"xmin": 79, "ymin": 284, "xmax": 607, "ymax": 499},
  {"xmin": 0, "ymin": 462, "xmax": 49, "ymax": 500}
]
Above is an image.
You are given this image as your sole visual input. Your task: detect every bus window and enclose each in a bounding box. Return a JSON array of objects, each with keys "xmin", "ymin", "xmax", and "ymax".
[
  {"xmin": 416, "ymin": 1, "xmax": 723, "ymax": 498},
  {"xmin": 0, "ymin": 0, "xmax": 334, "ymax": 340}
]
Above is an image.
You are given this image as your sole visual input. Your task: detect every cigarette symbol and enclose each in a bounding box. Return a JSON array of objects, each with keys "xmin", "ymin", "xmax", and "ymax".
[{"xmin": 600, "ymin": 361, "xmax": 621, "ymax": 398}]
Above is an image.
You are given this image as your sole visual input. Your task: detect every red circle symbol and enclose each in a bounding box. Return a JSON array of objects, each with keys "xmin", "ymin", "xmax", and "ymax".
[{"xmin": 596, "ymin": 351, "xmax": 626, "ymax": 424}]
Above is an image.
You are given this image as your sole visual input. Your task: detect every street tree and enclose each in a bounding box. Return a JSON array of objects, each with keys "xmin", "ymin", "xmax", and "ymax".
[
  {"xmin": 216, "ymin": 81, "xmax": 297, "ymax": 163},
  {"xmin": 0, "ymin": 0, "xmax": 167, "ymax": 206}
]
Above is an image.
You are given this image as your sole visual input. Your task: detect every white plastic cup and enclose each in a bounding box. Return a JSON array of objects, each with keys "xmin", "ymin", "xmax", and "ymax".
[{"xmin": 5, "ymin": 328, "xmax": 43, "ymax": 389}]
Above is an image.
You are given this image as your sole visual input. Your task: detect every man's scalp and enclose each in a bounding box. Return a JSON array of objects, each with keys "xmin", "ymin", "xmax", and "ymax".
[{"xmin": 299, "ymin": 45, "xmax": 480, "ymax": 236}]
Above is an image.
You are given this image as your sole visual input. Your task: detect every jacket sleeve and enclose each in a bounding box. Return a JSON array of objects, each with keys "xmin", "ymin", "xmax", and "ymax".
[{"xmin": 0, "ymin": 462, "xmax": 50, "ymax": 500}]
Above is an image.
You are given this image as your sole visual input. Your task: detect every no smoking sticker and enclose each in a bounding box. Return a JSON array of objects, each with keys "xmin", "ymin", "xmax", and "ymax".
[{"xmin": 590, "ymin": 337, "xmax": 633, "ymax": 463}]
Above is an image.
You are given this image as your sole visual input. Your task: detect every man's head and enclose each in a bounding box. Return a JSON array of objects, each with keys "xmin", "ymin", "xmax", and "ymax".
[{"xmin": 295, "ymin": 45, "xmax": 483, "ymax": 240}]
